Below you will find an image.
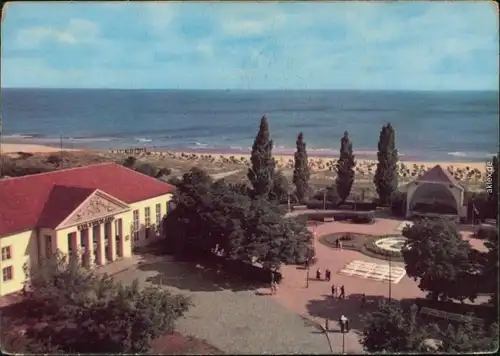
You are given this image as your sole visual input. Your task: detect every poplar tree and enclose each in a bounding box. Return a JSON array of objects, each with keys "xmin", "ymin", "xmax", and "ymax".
[
  {"xmin": 293, "ymin": 132, "xmax": 310, "ymax": 203},
  {"xmin": 248, "ymin": 116, "xmax": 276, "ymax": 197},
  {"xmin": 374, "ymin": 123, "xmax": 399, "ymax": 205},
  {"xmin": 335, "ymin": 131, "xmax": 356, "ymax": 203}
]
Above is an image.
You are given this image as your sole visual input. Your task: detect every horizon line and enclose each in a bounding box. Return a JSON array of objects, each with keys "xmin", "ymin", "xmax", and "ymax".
[{"xmin": 2, "ymin": 87, "xmax": 498, "ymax": 93}]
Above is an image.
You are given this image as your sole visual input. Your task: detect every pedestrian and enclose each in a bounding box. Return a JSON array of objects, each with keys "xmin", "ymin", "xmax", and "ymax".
[
  {"xmin": 335, "ymin": 238, "xmax": 339, "ymax": 249},
  {"xmin": 331, "ymin": 284, "xmax": 336, "ymax": 298},
  {"xmin": 345, "ymin": 318, "xmax": 350, "ymax": 332},
  {"xmin": 305, "ymin": 258, "xmax": 309, "ymax": 269},
  {"xmin": 339, "ymin": 240, "xmax": 343, "ymax": 250},
  {"xmin": 339, "ymin": 314, "xmax": 347, "ymax": 333},
  {"xmin": 361, "ymin": 293, "xmax": 366, "ymax": 308},
  {"xmin": 325, "ymin": 268, "xmax": 331, "ymax": 281},
  {"xmin": 340, "ymin": 285, "xmax": 345, "ymax": 299},
  {"xmin": 316, "ymin": 268, "xmax": 322, "ymax": 280}
]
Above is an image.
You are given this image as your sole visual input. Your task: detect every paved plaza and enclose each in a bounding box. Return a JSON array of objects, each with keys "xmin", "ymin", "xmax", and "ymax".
[{"xmin": 96, "ymin": 216, "xmax": 488, "ymax": 355}]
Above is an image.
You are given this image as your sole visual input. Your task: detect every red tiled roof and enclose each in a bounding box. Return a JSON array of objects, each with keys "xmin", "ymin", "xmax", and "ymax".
[{"xmin": 0, "ymin": 163, "xmax": 176, "ymax": 237}]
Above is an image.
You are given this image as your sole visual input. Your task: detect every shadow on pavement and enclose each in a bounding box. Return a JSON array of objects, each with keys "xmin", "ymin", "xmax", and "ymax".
[
  {"xmin": 306, "ymin": 293, "xmax": 415, "ymax": 334},
  {"xmin": 137, "ymin": 257, "xmax": 268, "ymax": 293}
]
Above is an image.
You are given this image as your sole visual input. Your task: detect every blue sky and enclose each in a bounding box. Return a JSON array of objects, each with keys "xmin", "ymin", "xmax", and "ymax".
[{"xmin": 1, "ymin": 1, "xmax": 498, "ymax": 90}]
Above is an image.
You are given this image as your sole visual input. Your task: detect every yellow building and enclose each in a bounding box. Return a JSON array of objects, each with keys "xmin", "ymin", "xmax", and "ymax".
[{"xmin": 0, "ymin": 163, "xmax": 175, "ymax": 296}]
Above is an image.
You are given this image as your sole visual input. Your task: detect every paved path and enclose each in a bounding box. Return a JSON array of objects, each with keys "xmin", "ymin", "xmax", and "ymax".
[
  {"xmin": 111, "ymin": 260, "xmax": 332, "ymax": 354},
  {"xmin": 270, "ymin": 218, "xmax": 426, "ymax": 354},
  {"xmin": 210, "ymin": 169, "xmax": 242, "ymax": 180}
]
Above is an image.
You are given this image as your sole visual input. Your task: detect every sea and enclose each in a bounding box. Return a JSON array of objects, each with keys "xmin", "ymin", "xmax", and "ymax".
[{"xmin": 1, "ymin": 88, "xmax": 498, "ymax": 162}]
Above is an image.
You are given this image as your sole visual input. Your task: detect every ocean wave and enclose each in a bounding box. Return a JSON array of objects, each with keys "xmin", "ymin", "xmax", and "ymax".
[
  {"xmin": 68, "ymin": 137, "xmax": 116, "ymax": 142},
  {"xmin": 3, "ymin": 133, "xmax": 45, "ymax": 139},
  {"xmin": 448, "ymin": 151, "xmax": 496, "ymax": 159},
  {"xmin": 135, "ymin": 137, "xmax": 152, "ymax": 143}
]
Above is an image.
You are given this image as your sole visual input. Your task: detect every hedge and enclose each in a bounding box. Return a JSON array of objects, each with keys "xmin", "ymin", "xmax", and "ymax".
[
  {"xmin": 305, "ymin": 211, "xmax": 375, "ymax": 224},
  {"xmin": 305, "ymin": 200, "xmax": 377, "ymax": 211},
  {"xmin": 475, "ymin": 224, "xmax": 498, "ymax": 240}
]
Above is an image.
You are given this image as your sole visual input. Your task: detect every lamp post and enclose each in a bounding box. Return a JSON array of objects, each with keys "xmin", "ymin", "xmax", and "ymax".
[
  {"xmin": 306, "ymin": 264, "xmax": 310, "ymax": 288},
  {"xmin": 342, "ymin": 330, "xmax": 346, "ymax": 355},
  {"xmin": 388, "ymin": 252, "xmax": 392, "ymax": 301}
]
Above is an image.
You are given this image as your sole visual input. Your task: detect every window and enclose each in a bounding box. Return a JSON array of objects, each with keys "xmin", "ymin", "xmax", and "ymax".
[
  {"xmin": 45, "ymin": 235, "xmax": 52, "ymax": 256},
  {"xmin": 155, "ymin": 204, "xmax": 161, "ymax": 226},
  {"xmin": 133, "ymin": 210, "xmax": 140, "ymax": 241},
  {"xmin": 2, "ymin": 266, "xmax": 13, "ymax": 282},
  {"xmin": 145, "ymin": 207, "xmax": 151, "ymax": 227},
  {"xmin": 1, "ymin": 246, "xmax": 12, "ymax": 261}
]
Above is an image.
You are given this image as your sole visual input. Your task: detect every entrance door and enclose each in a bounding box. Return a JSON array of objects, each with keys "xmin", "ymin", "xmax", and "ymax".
[
  {"xmin": 92, "ymin": 225, "xmax": 99, "ymax": 265},
  {"xmin": 105, "ymin": 221, "xmax": 112, "ymax": 262}
]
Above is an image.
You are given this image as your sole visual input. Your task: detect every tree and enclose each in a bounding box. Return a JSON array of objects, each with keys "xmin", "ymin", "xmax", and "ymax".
[
  {"xmin": 335, "ymin": 131, "xmax": 356, "ymax": 203},
  {"xmin": 434, "ymin": 318, "xmax": 498, "ymax": 353},
  {"xmin": 21, "ymin": 252, "xmax": 191, "ymax": 353},
  {"xmin": 401, "ymin": 218, "xmax": 479, "ymax": 302},
  {"xmin": 361, "ymin": 301, "xmax": 429, "ymax": 353},
  {"xmin": 248, "ymin": 116, "xmax": 276, "ymax": 197},
  {"xmin": 269, "ymin": 170, "xmax": 290, "ymax": 203},
  {"xmin": 122, "ymin": 156, "xmax": 136, "ymax": 168},
  {"xmin": 374, "ymin": 123, "xmax": 399, "ymax": 205},
  {"xmin": 481, "ymin": 228, "xmax": 498, "ymax": 308},
  {"xmin": 165, "ymin": 167, "xmax": 313, "ymax": 271},
  {"xmin": 293, "ymin": 132, "xmax": 310, "ymax": 203}
]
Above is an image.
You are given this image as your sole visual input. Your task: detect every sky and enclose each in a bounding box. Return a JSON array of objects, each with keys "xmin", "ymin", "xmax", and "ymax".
[{"xmin": 1, "ymin": 1, "xmax": 498, "ymax": 90}]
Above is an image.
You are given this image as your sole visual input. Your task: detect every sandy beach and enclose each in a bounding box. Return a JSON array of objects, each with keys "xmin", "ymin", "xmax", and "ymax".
[{"xmin": 2, "ymin": 142, "xmax": 489, "ymax": 182}]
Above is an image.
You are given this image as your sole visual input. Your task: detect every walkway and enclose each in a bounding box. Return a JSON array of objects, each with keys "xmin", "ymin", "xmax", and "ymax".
[{"xmin": 270, "ymin": 218, "xmax": 426, "ymax": 354}]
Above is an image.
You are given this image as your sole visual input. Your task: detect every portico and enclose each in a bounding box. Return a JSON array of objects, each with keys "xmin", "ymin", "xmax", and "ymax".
[{"xmin": 54, "ymin": 190, "xmax": 131, "ymax": 267}]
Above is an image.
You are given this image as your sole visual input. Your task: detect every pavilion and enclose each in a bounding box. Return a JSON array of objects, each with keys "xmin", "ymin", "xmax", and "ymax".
[{"xmin": 398, "ymin": 165, "xmax": 465, "ymax": 220}]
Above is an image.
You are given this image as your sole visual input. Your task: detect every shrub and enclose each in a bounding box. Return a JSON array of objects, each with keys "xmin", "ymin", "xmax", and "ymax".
[
  {"xmin": 352, "ymin": 212, "xmax": 374, "ymax": 224},
  {"xmin": 340, "ymin": 233, "xmax": 354, "ymax": 241},
  {"xmin": 475, "ymin": 225, "xmax": 498, "ymax": 240},
  {"xmin": 306, "ymin": 199, "xmax": 337, "ymax": 210}
]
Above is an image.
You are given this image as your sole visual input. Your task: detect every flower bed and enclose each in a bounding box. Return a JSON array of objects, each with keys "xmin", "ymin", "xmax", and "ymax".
[{"xmin": 319, "ymin": 232, "xmax": 405, "ymax": 262}]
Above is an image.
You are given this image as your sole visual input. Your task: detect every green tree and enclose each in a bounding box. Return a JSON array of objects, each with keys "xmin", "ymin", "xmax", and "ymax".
[
  {"xmin": 335, "ymin": 131, "xmax": 356, "ymax": 203},
  {"xmin": 374, "ymin": 123, "xmax": 399, "ymax": 205},
  {"xmin": 361, "ymin": 301, "xmax": 429, "ymax": 353},
  {"xmin": 402, "ymin": 218, "xmax": 479, "ymax": 302},
  {"xmin": 248, "ymin": 116, "xmax": 276, "ymax": 197},
  {"xmin": 122, "ymin": 156, "xmax": 136, "ymax": 168},
  {"xmin": 481, "ymin": 228, "xmax": 498, "ymax": 308},
  {"xmin": 165, "ymin": 168, "xmax": 313, "ymax": 271},
  {"xmin": 293, "ymin": 132, "xmax": 311, "ymax": 203},
  {"xmin": 269, "ymin": 170, "xmax": 290, "ymax": 203},
  {"xmin": 434, "ymin": 318, "xmax": 498, "ymax": 353},
  {"xmin": 20, "ymin": 252, "xmax": 190, "ymax": 354}
]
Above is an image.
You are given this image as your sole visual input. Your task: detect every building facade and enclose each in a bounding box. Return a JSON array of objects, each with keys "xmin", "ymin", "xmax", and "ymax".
[{"xmin": 0, "ymin": 163, "xmax": 175, "ymax": 296}]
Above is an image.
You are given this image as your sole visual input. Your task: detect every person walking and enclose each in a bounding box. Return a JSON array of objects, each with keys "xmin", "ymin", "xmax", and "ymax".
[
  {"xmin": 316, "ymin": 268, "xmax": 322, "ymax": 280},
  {"xmin": 361, "ymin": 293, "xmax": 366, "ymax": 308},
  {"xmin": 325, "ymin": 268, "xmax": 331, "ymax": 281},
  {"xmin": 339, "ymin": 314, "xmax": 348, "ymax": 333},
  {"xmin": 339, "ymin": 285, "xmax": 345, "ymax": 299},
  {"xmin": 331, "ymin": 284, "xmax": 336, "ymax": 298}
]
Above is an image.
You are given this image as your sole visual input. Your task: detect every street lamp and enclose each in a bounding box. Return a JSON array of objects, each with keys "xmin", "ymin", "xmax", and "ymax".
[
  {"xmin": 388, "ymin": 252, "xmax": 392, "ymax": 300},
  {"xmin": 306, "ymin": 264, "xmax": 310, "ymax": 288},
  {"xmin": 342, "ymin": 330, "xmax": 346, "ymax": 355}
]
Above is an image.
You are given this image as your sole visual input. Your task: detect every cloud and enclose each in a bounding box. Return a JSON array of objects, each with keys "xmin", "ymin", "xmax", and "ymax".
[
  {"xmin": 14, "ymin": 19, "xmax": 100, "ymax": 49},
  {"xmin": 1, "ymin": 2, "xmax": 498, "ymax": 90}
]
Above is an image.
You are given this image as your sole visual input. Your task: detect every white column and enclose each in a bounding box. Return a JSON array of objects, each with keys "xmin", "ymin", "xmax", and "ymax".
[
  {"xmin": 97, "ymin": 224, "xmax": 106, "ymax": 266},
  {"xmin": 108, "ymin": 221, "xmax": 116, "ymax": 262}
]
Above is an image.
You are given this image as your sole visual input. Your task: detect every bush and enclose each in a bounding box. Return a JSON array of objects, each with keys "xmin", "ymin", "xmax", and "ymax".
[
  {"xmin": 306, "ymin": 199, "xmax": 338, "ymax": 210},
  {"xmin": 340, "ymin": 233, "xmax": 355, "ymax": 241},
  {"xmin": 390, "ymin": 191, "xmax": 406, "ymax": 217},
  {"xmin": 475, "ymin": 225, "xmax": 498, "ymax": 240},
  {"xmin": 352, "ymin": 212, "xmax": 374, "ymax": 224}
]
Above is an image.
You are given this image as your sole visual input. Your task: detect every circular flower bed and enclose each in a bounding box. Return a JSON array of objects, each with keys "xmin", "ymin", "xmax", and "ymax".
[{"xmin": 319, "ymin": 232, "xmax": 405, "ymax": 262}]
